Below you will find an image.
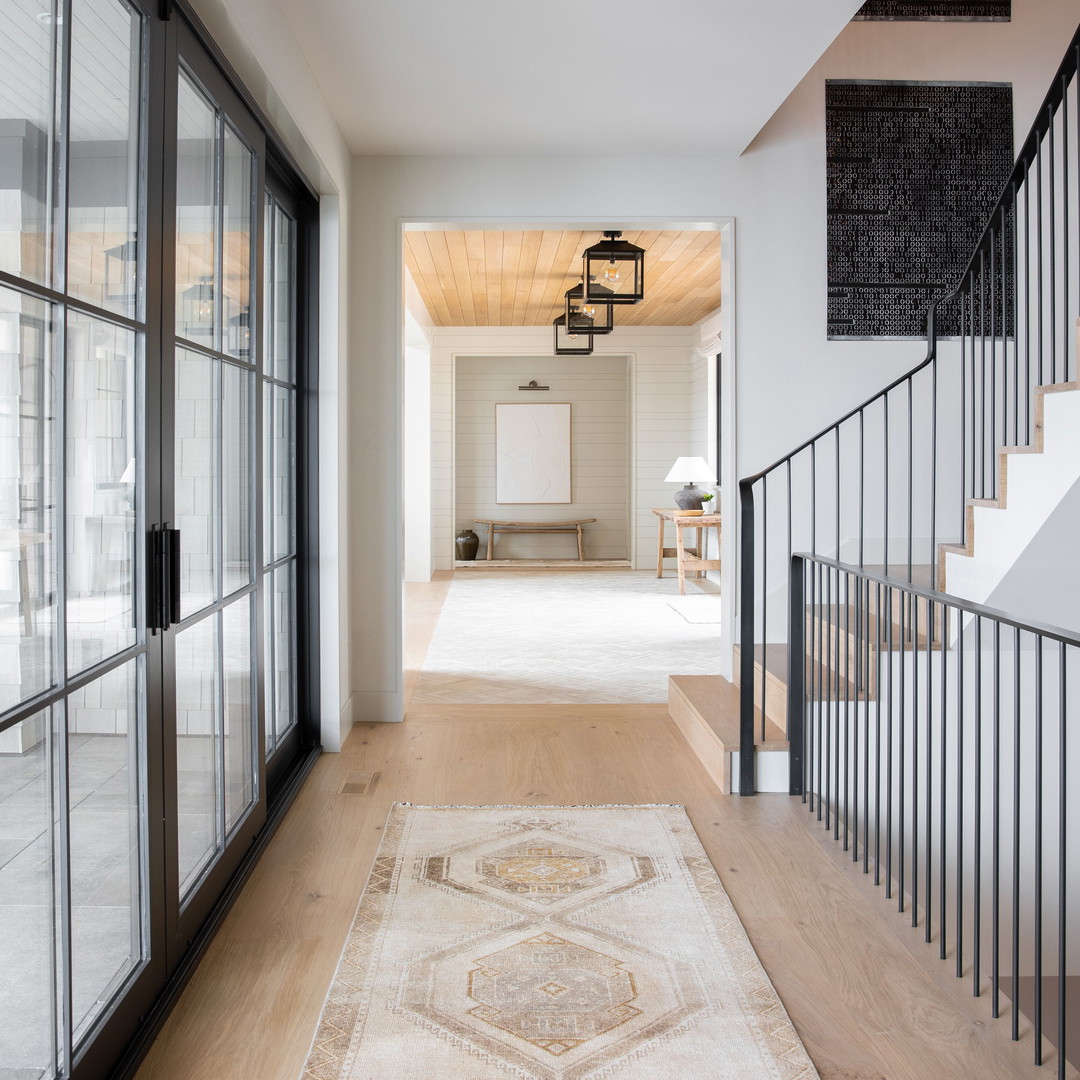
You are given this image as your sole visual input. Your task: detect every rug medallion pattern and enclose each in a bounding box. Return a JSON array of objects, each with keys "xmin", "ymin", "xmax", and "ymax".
[{"xmin": 301, "ymin": 805, "xmax": 819, "ymax": 1080}]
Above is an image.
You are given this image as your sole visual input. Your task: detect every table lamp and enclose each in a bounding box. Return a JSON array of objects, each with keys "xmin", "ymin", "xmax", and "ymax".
[{"xmin": 664, "ymin": 456, "xmax": 714, "ymax": 510}]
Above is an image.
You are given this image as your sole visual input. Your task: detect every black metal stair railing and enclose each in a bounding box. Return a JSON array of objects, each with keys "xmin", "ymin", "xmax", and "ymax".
[
  {"xmin": 736, "ymin": 24, "xmax": 1080, "ymax": 797},
  {"xmin": 792, "ymin": 554, "xmax": 1077, "ymax": 1079}
]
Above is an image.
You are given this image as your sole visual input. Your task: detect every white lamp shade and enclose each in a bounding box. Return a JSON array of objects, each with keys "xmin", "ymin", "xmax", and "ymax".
[{"xmin": 664, "ymin": 456, "xmax": 714, "ymax": 483}]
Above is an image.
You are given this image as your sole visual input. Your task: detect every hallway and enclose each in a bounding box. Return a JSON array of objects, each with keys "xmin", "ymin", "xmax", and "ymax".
[{"xmin": 133, "ymin": 578, "xmax": 1071, "ymax": 1080}]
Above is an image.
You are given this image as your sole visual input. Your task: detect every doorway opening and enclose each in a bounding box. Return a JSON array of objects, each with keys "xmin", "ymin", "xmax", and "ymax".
[{"xmin": 400, "ymin": 221, "xmax": 736, "ymax": 706}]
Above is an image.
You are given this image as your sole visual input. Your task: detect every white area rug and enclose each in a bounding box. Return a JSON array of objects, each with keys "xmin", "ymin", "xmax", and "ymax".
[
  {"xmin": 665, "ymin": 595, "xmax": 723, "ymax": 624},
  {"xmin": 411, "ymin": 572, "xmax": 721, "ymax": 704},
  {"xmin": 301, "ymin": 804, "xmax": 819, "ymax": 1080}
]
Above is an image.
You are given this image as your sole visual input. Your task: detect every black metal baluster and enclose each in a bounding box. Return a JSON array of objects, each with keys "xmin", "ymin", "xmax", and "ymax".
[
  {"xmin": 1057, "ymin": 640, "xmax": 1067, "ymax": 1080},
  {"xmin": 959, "ymin": 292, "xmax": 967, "ymax": 532},
  {"xmin": 1007, "ymin": 197, "xmax": 1018, "ymax": 448},
  {"xmin": 906, "ymin": 379, "xmax": 913, "ymax": 582},
  {"xmin": 886, "ymin": 580, "xmax": 894, "ymax": 899},
  {"xmin": 1023, "ymin": 165, "xmax": 1032, "ymax": 444},
  {"xmin": 1012, "ymin": 626, "xmax": 1022, "ymax": 1041},
  {"xmin": 940, "ymin": 601, "xmax": 950, "ymax": 960},
  {"xmin": 974, "ymin": 616, "xmax": 983, "ymax": 996},
  {"xmin": 957, "ymin": 613, "xmax": 966, "ymax": 979},
  {"xmin": 925, "ymin": 598, "xmax": 935, "ymax": 945},
  {"xmin": 825, "ymin": 564, "xmax": 833, "ymax": 832},
  {"xmin": 1034, "ymin": 635, "xmax": 1044, "ymax": 1065},
  {"xmin": 835, "ymin": 427, "xmax": 841, "ymax": 561},
  {"xmin": 883, "ymin": 399, "xmax": 889, "ymax": 575},
  {"xmin": 898, "ymin": 583, "xmax": 907, "ymax": 912},
  {"xmin": 1037, "ymin": 140, "xmax": 1045, "ymax": 388},
  {"xmin": 992, "ymin": 621, "xmax": 1002, "ymax": 1017},
  {"xmin": 1047, "ymin": 103, "xmax": 1057, "ymax": 385},
  {"xmin": 841, "ymin": 568, "xmax": 850, "ymax": 848},
  {"xmin": 912, "ymin": 591, "xmax": 920, "ymax": 927},
  {"xmin": 864, "ymin": 580, "xmax": 876, "ymax": 875},
  {"xmin": 762, "ymin": 474, "xmax": 769, "ymax": 745},
  {"xmin": 812, "ymin": 557, "xmax": 820, "ymax": 816},
  {"xmin": 858, "ymin": 410, "xmax": 865, "ymax": 568}
]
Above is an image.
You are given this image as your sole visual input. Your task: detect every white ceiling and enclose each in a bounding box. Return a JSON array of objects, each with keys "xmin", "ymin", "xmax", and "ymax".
[{"xmin": 281, "ymin": 0, "xmax": 865, "ymax": 157}]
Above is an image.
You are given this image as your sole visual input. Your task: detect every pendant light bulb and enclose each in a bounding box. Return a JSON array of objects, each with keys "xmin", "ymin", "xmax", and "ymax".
[{"xmin": 602, "ymin": 261, "xmax": 620, "ymax": 284}]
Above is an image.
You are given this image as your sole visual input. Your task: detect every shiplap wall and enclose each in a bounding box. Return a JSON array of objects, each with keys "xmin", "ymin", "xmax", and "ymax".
[
  {"xmin": 428, "ymin": 326, "xmax": 699, "ymax": 571},
  {"xmin": 454, "ymin": 356, "xmax": 629, "ymax": 560}
]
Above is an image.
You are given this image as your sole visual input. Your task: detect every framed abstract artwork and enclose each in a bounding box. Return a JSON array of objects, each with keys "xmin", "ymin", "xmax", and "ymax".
[{"xmin": 495, "ymin": 402, "xmax": 572, "ymax": 504}]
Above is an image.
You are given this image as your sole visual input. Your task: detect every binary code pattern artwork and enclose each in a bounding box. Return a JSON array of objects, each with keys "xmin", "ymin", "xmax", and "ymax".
[
  {"xmin": 826, "ymin": 81, "xmax": 1013, "ymax": 339},
  {"xmin": 853, "ymin": 0, "xmax": 1010, "ymax": 20}
]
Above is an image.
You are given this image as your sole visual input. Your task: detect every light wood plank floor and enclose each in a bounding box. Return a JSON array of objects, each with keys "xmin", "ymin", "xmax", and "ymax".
[{"xmin": 134, "ymin": 575, "xmax": 1073, "ymax": 1080}]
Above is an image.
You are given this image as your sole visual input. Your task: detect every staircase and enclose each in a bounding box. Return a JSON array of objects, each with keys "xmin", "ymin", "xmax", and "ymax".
[
  {"xmin": 940, "ymin": 373, "xmax": 1080, "ymax": 605},
  {"xmin": 688, "ymin": 26, "xmax": 1080, "ymax": 1078}
]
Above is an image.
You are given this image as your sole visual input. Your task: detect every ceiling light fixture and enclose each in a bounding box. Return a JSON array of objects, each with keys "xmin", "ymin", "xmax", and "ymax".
[
  {"xmin": 564, "ymin": 280, "xmax": 614, "ymax": 335},
  {"xmin": 582, "ymin": 230, "xmax": 645, "ymax": 305},
  {"xmin": 553, "ymin": 314, "xmax": 594, "ymax": 356}
]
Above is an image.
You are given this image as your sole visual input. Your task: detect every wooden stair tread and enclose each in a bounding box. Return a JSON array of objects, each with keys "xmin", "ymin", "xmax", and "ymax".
[
  {"xmin": 668, "ymin": 675, "xmax": 789, "ymax": 796},
  {"xmin": 669, "ymin": 676, "xmax": 787, "ymax": 750}
]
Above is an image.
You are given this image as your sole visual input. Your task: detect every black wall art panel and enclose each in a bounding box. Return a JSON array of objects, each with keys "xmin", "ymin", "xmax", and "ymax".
[
  {"xmin": 853, "ymin": 0, "xmax": 1010, "ymax": 20},
  {"xmin": 826, "ymin": 81, "xmax": 1013, "ymax": 339}
]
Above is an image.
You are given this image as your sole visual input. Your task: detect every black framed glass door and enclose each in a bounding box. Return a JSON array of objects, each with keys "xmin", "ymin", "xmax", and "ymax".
[
  {"xmin": 0, "ymin": 3, "xmax": 317, "ymax": 1078},
  {"xmin": 162, "ymin": 23, "xmax": 266, "ymax": 952}
]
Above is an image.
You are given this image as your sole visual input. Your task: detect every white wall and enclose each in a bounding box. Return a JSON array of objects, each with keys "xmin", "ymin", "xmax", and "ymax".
[
  {"xmin": 453, "ymin": 356, "xmax": 629, "ymax": 562},
  {"xmin": 403, "ymin": 272, "xmax": 434, "ymax": 582},
  {"xmin": 188, "ymin": 0, "xmax": 354, "ymax": 748}
]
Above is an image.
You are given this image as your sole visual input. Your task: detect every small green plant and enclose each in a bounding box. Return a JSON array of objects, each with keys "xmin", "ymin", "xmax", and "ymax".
[{"xmin": 700, "ymin": 492, "xmax": 715, "ymax": 505}]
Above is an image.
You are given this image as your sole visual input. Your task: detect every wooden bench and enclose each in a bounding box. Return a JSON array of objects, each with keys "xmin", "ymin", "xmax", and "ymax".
[{"xmin": 474, "ymin": 518, "xmax": 596, "ymax": 561}]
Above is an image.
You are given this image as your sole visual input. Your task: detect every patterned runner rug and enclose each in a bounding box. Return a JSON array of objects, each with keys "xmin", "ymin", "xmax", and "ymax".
[{"xmin": 301, "ymin": 804, "xmax": 818, "ymax": 1080}]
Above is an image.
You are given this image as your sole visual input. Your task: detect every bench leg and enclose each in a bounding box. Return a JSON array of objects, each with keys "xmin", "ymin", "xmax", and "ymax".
[
  {"xmin": 486, "ymin": 527, "xmax": 493, "ymax": 561},
  {"xmin": 577, "ymin": 524, "xmax": 584, "ymax": 560},
  {"xmin": 656, "ymin": 519, "xmax": 665, "ymax": 577}
]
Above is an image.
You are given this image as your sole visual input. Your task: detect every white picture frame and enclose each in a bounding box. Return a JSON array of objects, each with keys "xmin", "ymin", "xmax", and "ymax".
[{"xmin": 495, "ymin": 402, "xmax": 572, "ymax": 504}]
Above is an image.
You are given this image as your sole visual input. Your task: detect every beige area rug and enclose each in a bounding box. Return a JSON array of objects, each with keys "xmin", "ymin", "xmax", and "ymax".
[
  {"xmin": 411, "ymin": 571, "xmax": 721, "ymax": 704},
  {"xmin": 301, "ymin": 804, "xmax": 818, "ymax": 1080}
]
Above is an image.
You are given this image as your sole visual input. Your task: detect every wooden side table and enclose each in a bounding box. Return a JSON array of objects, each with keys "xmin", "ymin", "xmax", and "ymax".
[{"xmin": 652, "ymin": 508, "xmax": 721, "ymax": 595}]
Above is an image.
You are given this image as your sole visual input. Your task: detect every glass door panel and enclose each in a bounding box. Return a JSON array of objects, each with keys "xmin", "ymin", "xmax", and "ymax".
[
  {"xmin": 261, "ymin": 193, "xmax": 297, "ymax": 759},
  {"xmin": 222, "ymin": 595, "xmax": 254, "ymax": 831},
  {"xmin": 171, "ymin": 39, "xmax": 259, "ymax": 919},
  {"xmin": 175, "ymin": 75, "xmax": 217, "ymax": 348},
  {"xmin": 0, "ymin": 708, "xmax": 58, "ymax": 1079},
  {"xmin": 67, "ymin": 659, "xmax": 146, "ymax": 1041},
  {"xmin": 265, "ymin": 562, "xmax": 295, "ymax": 750},
  {"xmin": 0, "ymin": 286, "xmax": 57, "ymax": 710},
  {"xmin": 174, "ymin": 614, "xmax": 219, "ymax": 899},
  {"xmin": 65, "ymin": 312, "xmax": 139, "ymax": 674},
  {"xmin": 222, "ymin": 126, "xmax": 253, "ymax": 363},
  {"xmin": 175, "ymin": 348, "xmax": 217, "ymax": 616},
  {"xmin": 222, "ymin": 363, "xmax": 252, "ymax": 597},
  {"xmin": 0, "ymin": 3, "xmax": 56, "ymax": 287},
  {"xmin": 67, "ymin": 0, "xmax": 142, "ymax": 320}
]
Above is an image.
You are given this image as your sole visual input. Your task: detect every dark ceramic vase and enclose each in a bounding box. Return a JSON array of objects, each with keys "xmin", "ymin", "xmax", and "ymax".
[{"xmin": 455, "ymin": 529, "xmax": 480, "ymax": 561}]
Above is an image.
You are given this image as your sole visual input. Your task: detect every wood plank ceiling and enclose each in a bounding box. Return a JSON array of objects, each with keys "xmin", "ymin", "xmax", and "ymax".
[{"xmin": 403, "ymin": 229, "xmax": 721, "ymax": 328}]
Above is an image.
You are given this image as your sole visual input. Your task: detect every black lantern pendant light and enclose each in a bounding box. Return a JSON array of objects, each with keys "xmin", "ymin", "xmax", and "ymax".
[
  {"xmin": 104, "ymin": 239, "xmax": 138, "ymax": 307},
  {"xmin": 182, "ymin": 275, "xmax": 215, "ymax": 337},
  {"xmin": 582, "ymin": 230, "xmax": 645, "ymax": 305},
  {"xmin": 553, "ymin": 314, "xmax": 594, "ymax": 355},
  {"xmin": 564, "ymin": 280, "xmax": 614, "ymax": 335}
]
